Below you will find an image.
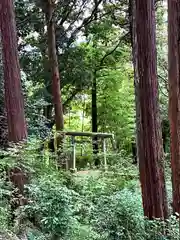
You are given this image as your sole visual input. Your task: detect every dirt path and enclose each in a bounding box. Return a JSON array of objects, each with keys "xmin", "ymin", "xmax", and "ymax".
[{"xmin": 75, "ymin": 170, "xmax": 101, "ymax": 176}]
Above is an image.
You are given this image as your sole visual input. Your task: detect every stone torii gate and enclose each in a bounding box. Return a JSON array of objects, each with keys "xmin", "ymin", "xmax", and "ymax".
[{"xmin": 59, "ymin": 131, "xmax": 115, "ymax": 172}]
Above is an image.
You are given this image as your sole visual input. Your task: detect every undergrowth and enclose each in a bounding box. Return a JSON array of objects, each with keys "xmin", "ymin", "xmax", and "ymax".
[{"xmin": 0, "ymin": 141, "xmax": 178, "ymax": 240}]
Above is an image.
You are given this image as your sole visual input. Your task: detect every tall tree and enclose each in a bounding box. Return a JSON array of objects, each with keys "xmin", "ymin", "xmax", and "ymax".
[
  {"xmin": 92, "ymin": 0, "xmax": 99, "ymax": 165},
  {"xmin": 0, "ymin": 2, "xmax": 28, "ymax": 223},
  {"xmin": 0, "ymin": 0, "xmax": 27, "ymax": 142},
  {"xmin": 168, "ymin": 0, "xmax": 180, "ymax": 214},
  {"xmin": 135, "ymin": 0, "xmax": 168, "ymax": 219},
  {"xmin": 129, "ymin": 0, "xmax": 139, "ymax": 164},
  {"xmin": 44, "ymin": 0, "xmax": 64, "ymax": 131}
]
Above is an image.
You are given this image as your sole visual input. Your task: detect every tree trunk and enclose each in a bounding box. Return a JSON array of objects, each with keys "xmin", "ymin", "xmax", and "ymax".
[
  {"xmin": 129, "ymin": 0, "xmax": 139, "ymax": 165},
  {"xmin": 42, "ymin": 53, "xmax": 53, "ymax": 121},
  {"xmin": 168, "ymin": 0, "xmax": 180, "ymax": 214},
  {"xmin": 92, "ymin": 71, "xmax": 99, "ymax": 165},
  {"xmin": 0, "ymin": 0, "xmax": 28, "ymax": 225},
  {"xmin": 0, "ymin": 37, "xmax": 8, "ymax": 149},
  {"xmin": 0, "ymin": 0, "xmax": 27, "ymax": 142},
  {"xmin": 92, "ymin": 0, "xmax": 99, "ymax": 166},
  {"xmin": 135, "ymin": 0, "xmax": 168, "ymax": 219},
  {"xmin": 45, "ymin": 3, "xmax": 64, "ymax": 132}
]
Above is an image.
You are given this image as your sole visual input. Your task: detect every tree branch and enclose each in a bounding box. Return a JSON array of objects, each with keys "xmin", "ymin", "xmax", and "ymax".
[
  {"xmin": 58, "ymin": 0, "xmax": 77, "ymax": 26},
  {"xmin": 158, "ymin": 74, "xmax": 169, "ymax": 93},
  {"xmin": 66, "ymin": 0, "xmax": 104, "ymax": 47},
  {"xmin": 98, "ymin": 33, "xmax": 128, "ymax": 69},
  {"xmin": 63, "ymin": 88, "xmax": 81, "ymax": 111}
]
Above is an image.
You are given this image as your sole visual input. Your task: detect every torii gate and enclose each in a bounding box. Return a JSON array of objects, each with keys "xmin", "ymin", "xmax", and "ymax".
[{"xmin": 58, "ymin": 131, "xmax": 115, "ymax": 172}]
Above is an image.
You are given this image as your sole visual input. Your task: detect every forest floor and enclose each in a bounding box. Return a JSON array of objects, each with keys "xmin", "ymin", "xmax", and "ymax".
[{"xmin": 76, "ymin": 170, "xmax": 101, "ymax": 176}]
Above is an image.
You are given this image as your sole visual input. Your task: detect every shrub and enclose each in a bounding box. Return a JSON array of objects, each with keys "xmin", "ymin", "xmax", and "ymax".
[
  {"xmin": 0, "ymin": 177, "xmax": 12, "ymax": 231},
  {"xmin": 1, "ymin": 143, "xmax": 176, "ymax": 240},
  {"xmin": 90, "ymin": 188, "xmax": 179, "ymax": 240},
  {"xmin": 24, "ymin": 175, "xmax": 82, "ymax": 238},
  {"xmin": 91, "ymin": 189, "xmax": 145, "ymax": 240},
  {"xmin": 73, "ymin": 170, "xmax": 137, "ymax": 204},
  {"xmin": 0, "ymin": 204, "xmax": 10, "ymax": 230},
  {"xmin": 66, "ymin": 223, "xmax": 102, "ymax": 240}
]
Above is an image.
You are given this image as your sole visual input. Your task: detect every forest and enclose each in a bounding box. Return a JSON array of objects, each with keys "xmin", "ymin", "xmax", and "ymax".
[{"xmin": 0, "ymin": 0, "xmax": 179, "ymax": 239}]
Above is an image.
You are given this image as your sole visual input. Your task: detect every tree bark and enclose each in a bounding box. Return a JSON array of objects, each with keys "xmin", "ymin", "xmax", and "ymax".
[
  {"xmin": 129, "ymin": 0, "xmax": 139, "ymax": 165},
  {"xmin": 45, "ymin": 2, "xmax": 64, "ymax": 132},
  {"xmin": 168, "ymin": 0, "xmax": 180, "ymax": 214},
  {"xmin": 0, "ymin": 0, "xmax": 27, "ymax": 142},
  {"xmin": 92, "ymin": 71, "xmax": 99, "ymax": 165},
  {"xmin": 0, "ymin": 37, "xmax": 8, "ymax": 149},
  {"xmin": 42, "ymin": 52, "xmax": 53, "ymax": 121},
  {"xmin": 92, "ymin": 72, "xmax": 98, "ymax": 136},
  {"xmin": 0, "ymin": 1, "xmax": 28, "ymax": 225},
  {"xmin": 92, "ymin": 0, "xmax": 99, "ymax": 166},
  {"xmin": 135, "ymin": 0, "xmax": 168, "ymax": 219}
]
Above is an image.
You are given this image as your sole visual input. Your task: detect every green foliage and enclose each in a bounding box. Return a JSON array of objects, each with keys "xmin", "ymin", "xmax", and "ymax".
[
  {"xmin": 22, "ymin": 170, "xmax": 179, "ymax": 240},
  {"xmin": 22, "ymin": 168, "xmax": 139, "ymax": 239},
  {"xmin": 0, "ymin": 173, "xmax": 11, "ymax": 231},
  {"xmin": 0, "ymin": 1, "xmax": 174, "ymax": 240},
  {"xmin": 97, "ymin": 63, "xmax": 135, "ymax": 153},
  {"xmin": 0, "ymin": 144, "xmax": 178, "ymax": 240},
  {"xmin": 67, "ymin": 224, "xmax": 101, "ymax": 240},
  {"xmin": 24, "ymin": 176, "xmax": 80, "ymax": 238},
  {"xmin": 0, "ymin": 204, "xmax": 10, "ymax": 230},
  {"xmin": 91, "ymin": 189, "xmax": 145, "ymax": 240},
  {"xmin": 14, "ymin": 0, "xmax": 132, "ymax": 142}
]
